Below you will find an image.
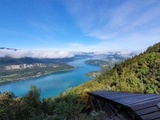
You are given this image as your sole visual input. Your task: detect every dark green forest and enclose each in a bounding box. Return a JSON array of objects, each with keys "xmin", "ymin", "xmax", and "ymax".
[{"xmin": 0, "ymin": 42, "xmax": 160, "ymax": 119}]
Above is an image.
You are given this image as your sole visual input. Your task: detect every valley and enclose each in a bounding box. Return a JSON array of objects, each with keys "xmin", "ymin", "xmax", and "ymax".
[
  {"xmin": 0, "ymin": 49, "xmax": 132, "ymax": 97},
  {"xmin": 1, "ymin": 0, "xmax": 159, "ymax": 119},
  {"xmin": 0, "ymin": 42, "xmax": 159, "ymax": 120}
]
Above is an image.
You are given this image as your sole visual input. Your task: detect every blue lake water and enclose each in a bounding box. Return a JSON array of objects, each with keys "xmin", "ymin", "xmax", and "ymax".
[{"xmin": 0, "ymin": 58, "xmax": 99, "ymax": 98}]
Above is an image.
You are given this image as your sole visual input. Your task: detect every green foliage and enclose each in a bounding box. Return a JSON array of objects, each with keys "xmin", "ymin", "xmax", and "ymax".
[
  {"xmin": 23, "ymin": 85, "xmax": 41, "ymax": 114},
  {"xmin": 0, "ymin": 42, "xmax": 160, "ymax": 119},
  {"xmin": 72, "ymin": 42, "xmax": 160, "ymax": 101},
  {"xmin": 0, "ymin": 86, "xmax": 43, "ymax": 120},
  {"xmin": 145, "ymin": 42, "xmax": 160, "ymax": 53},
  {"xmin": 0, "ymin": 86, "xmax": 86, "ymax": 119},
  {"xmin": 90, "ymin": 110, "xmax": 106, "ymax": 120},
  {"xmin": 29, "ymin": 113, "xmax": 54, "ymax": 120},
  {"xmin": 53, "ymin": 91, "xmax": 85, "ymax": 120},
  {"xmin": 41, "ymin": 97, "xmax": 55, "ymax": 115},
  {"xmin": 0, "ymin": 92, "xmax": 30, "ymax": 120}
]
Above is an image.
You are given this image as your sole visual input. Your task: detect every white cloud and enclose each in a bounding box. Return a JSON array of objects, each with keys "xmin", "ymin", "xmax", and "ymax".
[
  {"xmin": 0, "ymin": 49, "xmax": 75, "ymax": 59},
  {"xmin": 63, "ymin": 0, "xmax": 160, "ymax": 50},
  {"xmin": 88, "ymin": 0, "xmax": 160, "ymax": 40},
  {"xmin": 67, "ymin": 27, "xmax": 160, "ymax": 51}
]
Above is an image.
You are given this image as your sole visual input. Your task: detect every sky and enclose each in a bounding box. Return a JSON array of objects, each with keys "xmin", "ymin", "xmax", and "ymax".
[{"xmin": 0, "ymin": 0, "xmax": 160, "ymax": 52}]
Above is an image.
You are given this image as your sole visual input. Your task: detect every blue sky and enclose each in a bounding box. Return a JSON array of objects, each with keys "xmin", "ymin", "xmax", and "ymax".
[{"xmin": 0, "ymin": 0, "xmax": 160, "ymax": 52}]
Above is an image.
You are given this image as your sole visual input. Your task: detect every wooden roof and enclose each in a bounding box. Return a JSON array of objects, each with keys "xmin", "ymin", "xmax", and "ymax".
[{"xmin": 88, "ymin": 91, "xmax": 160, "ymax": 120}]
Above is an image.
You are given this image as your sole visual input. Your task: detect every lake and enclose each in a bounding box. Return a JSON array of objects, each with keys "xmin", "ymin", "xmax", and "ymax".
[{"xmin": 0, "ymin": 58, "xmax": 99, "ymax": 98}]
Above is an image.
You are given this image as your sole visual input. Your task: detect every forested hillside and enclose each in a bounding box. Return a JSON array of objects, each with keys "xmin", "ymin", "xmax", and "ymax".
[
  {"xmin": 97, "ymin": 42, "xmax": 160, "ymax": 93},
  {"xmin": 74, "ymin": 42, "xmax": 160, "ymax": 94},
  {"xmin": 0, "ymin": 43, "xmax": 159, "ymax": 119}
]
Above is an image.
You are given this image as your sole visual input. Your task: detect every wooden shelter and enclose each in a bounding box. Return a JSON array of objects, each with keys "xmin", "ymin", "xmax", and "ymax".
[{"xmin": 88, "ymin": 91, "xmax": 160, "ymax": 120}]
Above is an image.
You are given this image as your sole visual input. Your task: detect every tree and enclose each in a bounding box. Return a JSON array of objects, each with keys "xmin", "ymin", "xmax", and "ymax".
[{"xmin": 23, "ymin": 85, "xmax": 41, "ymax": 115}]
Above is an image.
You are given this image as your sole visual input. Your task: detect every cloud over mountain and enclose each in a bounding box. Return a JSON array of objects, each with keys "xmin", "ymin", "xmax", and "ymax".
[{"xmin": 0, "ymin": 48, "xmax": 75, "ymax": 59}]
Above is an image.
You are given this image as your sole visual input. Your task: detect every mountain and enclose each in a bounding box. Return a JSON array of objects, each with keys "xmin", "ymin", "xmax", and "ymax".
[
  {"xmin": 74, "ymin": 42, "xmax": 160, "ymax": 94},
  {"xmin": 0, "ymin": 48, "xmax": 75, "ymax": 64},
  {"xmin": 0, "ymin": 48, "xmax": 75, "ymax": 84},
  {"xmin": 0, "ymin": 47, "xmax": 18, "ymax": 51},
  {"xmin": 0, "ymin": 47, "xmax": 138, "ymax": 65},
  {"xmin": 0, "ymin": 57, "xmax": 75, "ymax": 65},
  {"xmin": 0, "ymin": 43, "xmax": 159, "ymax": 119},
  {"xmin": 0, "ymin": 57, "xmax": 40, "ymax": 65}
]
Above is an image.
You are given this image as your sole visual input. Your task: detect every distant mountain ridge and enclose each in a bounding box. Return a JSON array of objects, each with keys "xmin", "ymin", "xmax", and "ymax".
[
  {"xmin": 0, "ymin": 47, "xmax": 18, "ymax": 51},
  {"xmin": 0, "ymin": 57, "xmax": 74, "ymax": 65},
  {"xmin": 0, "ymin": 47, "xmax": 139, "ymax": 65}
]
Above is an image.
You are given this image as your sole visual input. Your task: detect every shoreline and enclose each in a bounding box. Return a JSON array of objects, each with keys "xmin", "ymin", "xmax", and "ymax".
[{"xmin": 0, "ymin": 68, "xmax": 75, "ymax": 86}]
